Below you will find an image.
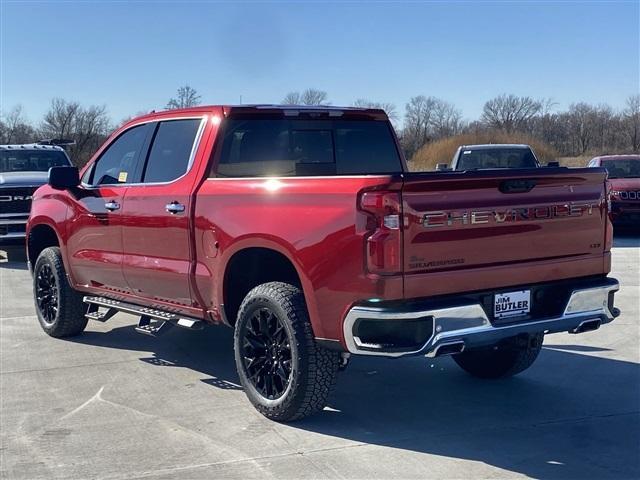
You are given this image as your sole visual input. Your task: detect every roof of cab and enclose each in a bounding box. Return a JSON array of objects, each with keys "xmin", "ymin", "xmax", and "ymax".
[
  {"xmin": 460, "ymin": 144, "xmax": 531, "ymax": 150},
  {"xmin": 0, "ymin": 143, "xmax": 66, "ymax": 152},
  {"xmin": 596, "ymin": 154, "xmax": 640, "ymax": 161},
  {"xmin": 132, "ymin": 104, "xmax": 388, "ymax": 122}
]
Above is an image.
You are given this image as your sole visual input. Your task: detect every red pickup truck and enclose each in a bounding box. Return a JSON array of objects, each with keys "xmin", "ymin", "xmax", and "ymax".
[{"xmin": 27, "ymin": 105, "xmax": 619, "ymax": 421}]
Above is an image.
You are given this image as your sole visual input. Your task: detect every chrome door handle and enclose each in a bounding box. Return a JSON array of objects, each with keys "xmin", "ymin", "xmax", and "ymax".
[
  {"xmin": 166, "ymin": 202, "xmax": 185, "ymax": 214},
  {"xmin": 104, "ymin": 201, "xmax": 120, "ymax": 211}
]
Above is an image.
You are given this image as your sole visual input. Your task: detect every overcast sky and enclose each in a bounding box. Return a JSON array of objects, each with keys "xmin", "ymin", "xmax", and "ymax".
[{"xmin": 1, "ymin": 1, "xmax": 638, "ymax": 125}]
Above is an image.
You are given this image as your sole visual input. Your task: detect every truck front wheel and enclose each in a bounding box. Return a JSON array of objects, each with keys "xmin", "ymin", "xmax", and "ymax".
[
  {"xmin": 452, "ymin": 333, "xmax": 544, "ymax": 379},
  {"xmin": 234, "ymin": 282, "xmax": 340, "ymax": 422},
  {"xmin": 33, "ymin": 247, "xmax": 87, "ymax": 337}
]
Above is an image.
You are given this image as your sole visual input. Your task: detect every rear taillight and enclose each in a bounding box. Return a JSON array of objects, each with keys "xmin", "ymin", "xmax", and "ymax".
[
  {"xmin": 359, "ymin": 190, "xmax": 402, "ymax": 275},
  {"xmin": 605, "ymin": 184, "xmax": 613, "ymax": 252}
]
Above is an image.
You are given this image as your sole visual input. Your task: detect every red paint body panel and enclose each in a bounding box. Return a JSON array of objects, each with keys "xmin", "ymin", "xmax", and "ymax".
[
  {"xmin": 27, "ymin": 105, "xmax": 614, "ymax": 350},
  {"xmin": 192, "ymin": 176, "xmax": 404, "ymax": 340}
]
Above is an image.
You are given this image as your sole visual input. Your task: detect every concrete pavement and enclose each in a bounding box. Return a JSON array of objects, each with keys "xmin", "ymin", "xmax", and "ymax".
[{"xmin": 1, "ymin": 236, "xmax": 638, "ymax": 479}]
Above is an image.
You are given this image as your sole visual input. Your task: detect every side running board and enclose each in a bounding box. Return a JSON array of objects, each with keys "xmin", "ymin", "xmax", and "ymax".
[{"xmin": 83, "ymin": 296, "xmax": 204, "ymax": 337}]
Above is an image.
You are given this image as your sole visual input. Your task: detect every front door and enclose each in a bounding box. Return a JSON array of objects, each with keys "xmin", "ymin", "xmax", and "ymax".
[{"xmin": 66, "ymin": 123, "xmax": 152, "ymax": 292}]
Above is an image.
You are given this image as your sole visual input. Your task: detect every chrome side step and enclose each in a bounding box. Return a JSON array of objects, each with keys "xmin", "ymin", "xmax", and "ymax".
[{"xmin": 83, "ymin": 296, "xmax": 205, "ymax": 337}]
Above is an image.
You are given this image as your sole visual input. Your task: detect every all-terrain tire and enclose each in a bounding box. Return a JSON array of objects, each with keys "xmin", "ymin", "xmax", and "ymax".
[
  {"xmin": 234, "ymin": 282, "xmax": 340, "ymax": 422},
  {"xmin": 33, "ymin": 247, "xmax": 87, "ymax": 337},
  {"xmin": 453, "ymin": 333, "xmax": 544, "ymax": 379}
]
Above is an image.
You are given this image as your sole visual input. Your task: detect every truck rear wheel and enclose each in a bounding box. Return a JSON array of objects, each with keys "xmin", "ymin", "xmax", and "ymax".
[
  {"xmin": 234, "ymin": 282, "xmax": 340, "ymax": 422},
  {"xmin": 453, "ymin": 333, "xmax": 544, "ymax": 379},
  {"xmin": 33, "ymin": 247, "xmax": 87, "ymax": 337}
]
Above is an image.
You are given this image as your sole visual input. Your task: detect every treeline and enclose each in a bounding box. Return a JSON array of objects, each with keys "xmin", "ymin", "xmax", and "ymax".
[
  {"xmin": 282, "ymin": 90, "xmax": 640, "ymax": 161},
  {"xmin": 1, "ymin": 86, "xmax": 638, "ymax": 167}
]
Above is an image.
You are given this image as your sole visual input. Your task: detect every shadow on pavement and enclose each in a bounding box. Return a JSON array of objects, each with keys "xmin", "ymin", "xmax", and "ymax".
[
  {"xmin": 612, "ymin": 230, "xmax": 640, "ymax": 248},
  {"xmin": 0, "ymin": 247, "xmax": 29, "ymax": 269},
  {"xmin": 69, "ymin": 323, "xmax": 640, "ymax": 479}
]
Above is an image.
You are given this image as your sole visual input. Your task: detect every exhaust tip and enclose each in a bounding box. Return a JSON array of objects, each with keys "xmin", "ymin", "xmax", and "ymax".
[
  {"xmin": 428, "ymin": 341, "xmax": 466, "ymax": 358},
  {"xmin": 570, "ymin": 319, "xmax": 601, "ymax": 334}
]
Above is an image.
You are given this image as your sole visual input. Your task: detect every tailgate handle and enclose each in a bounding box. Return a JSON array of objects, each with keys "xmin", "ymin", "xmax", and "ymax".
[{"xmin": 499, "ymin": 179, "xmax": 536, "ymax": 194}]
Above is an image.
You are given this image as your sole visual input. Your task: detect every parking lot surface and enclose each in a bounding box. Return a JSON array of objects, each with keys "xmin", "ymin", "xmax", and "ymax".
[{"xmin": 1, "ymin": 236, "xmax": 638, "ymax": 480}]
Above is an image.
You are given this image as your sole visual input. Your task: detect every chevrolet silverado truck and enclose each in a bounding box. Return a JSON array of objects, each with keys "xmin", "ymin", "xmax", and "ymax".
[
  {"xmin": 588, "ymin": 154, "xmax": 640, "ymax": 228},
  {"xmin": 27, "ymin": 105, "xmax": 619, "ymax": 421},
  {"xmin": 1, "ymin": 143, "xmax": 72, "ymax": 245}
]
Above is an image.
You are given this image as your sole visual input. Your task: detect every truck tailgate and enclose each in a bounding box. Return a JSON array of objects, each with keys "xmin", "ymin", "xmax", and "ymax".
[{"xmin": 402, "ymin": 168, "xmax": 609, "ymax": 297}]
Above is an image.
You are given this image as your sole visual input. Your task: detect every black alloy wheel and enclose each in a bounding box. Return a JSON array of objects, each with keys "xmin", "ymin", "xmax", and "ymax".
[
  {"xmin": 35, "ymin": 263, "xmax": 58, "ymax": 324},
  {"xmin": 241, "ymin": 307, "xmax": 293, "ymax": 400}
]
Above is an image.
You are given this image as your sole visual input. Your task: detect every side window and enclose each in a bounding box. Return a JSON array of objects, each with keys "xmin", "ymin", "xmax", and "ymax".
[
  {"xmin": 90, "ymin": 124, "xmax": 150, "ymax": 186},
  {"xmin": 143, "ymin": 119, "xmax": 202, "ymax": 183}
]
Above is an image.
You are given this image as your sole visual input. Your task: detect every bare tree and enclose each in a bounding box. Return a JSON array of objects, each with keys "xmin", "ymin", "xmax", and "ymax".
[
  {"xmin": 564, "ymin": 102, "xmax": 598, "ymax": 155},
  {"xmin": 402, "ymin": 96, "xmax": 462, "ymax": 158},
  {"xmin": 481, "ymin": 94, "xmax": 542, "ymax": 132},
  {"xmin": 281, "ymin": 91, "xmax": 301, "ymax": 105},
  {"xmin": 166, "ymin": 85, "xmax": 202, "ymax": 110},
  {"xmin": 0, "ymin": 105, "xmax": 35, "ymax": 144},
  {"xmin": 40, "ymin": 98, "xmax": 111, "ymax": 166},
  {"xmin": 281, "ymin": 88, "xmax": 329, "ymax": 106},
  {"xmin": 352, "ymin": 99, "xmax": 398, "ymax": 123},
  {"xmin": 623, "ymin": 94, "xmax": 640, "ymax": 152},
  {"xmin": 431, "ymin": 100, "xmax": 464, "ymax": 138}
]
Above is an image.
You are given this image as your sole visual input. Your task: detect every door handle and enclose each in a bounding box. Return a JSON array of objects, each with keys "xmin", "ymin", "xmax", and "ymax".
[
  {"xmin": 166, "ymin": 202, "xmax": 185, "ymax": 214},
  {"xmin": 104, "ymin": 201, "xmax": 120, "ymax": 211}
]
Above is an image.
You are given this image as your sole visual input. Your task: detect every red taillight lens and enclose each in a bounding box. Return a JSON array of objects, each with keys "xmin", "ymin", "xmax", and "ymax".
[{"xmin": 359, "ymin": 190, "xmax": 402, "ymax": 275}]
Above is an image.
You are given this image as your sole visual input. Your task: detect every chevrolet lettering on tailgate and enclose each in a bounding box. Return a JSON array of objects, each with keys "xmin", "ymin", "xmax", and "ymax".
[{"xmin": 423, "ymin": 203, "xmax": 595, "ymax": 228}]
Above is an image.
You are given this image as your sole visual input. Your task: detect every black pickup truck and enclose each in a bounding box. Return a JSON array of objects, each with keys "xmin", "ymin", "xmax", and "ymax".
[{"xmin": 0, "ymin": 143, "xmax": 72, "ymax": 245}]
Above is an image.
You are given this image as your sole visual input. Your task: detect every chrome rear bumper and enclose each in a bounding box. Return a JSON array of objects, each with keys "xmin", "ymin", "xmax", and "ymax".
[{"xmin": 343, "ymin": 278, "xmax": 620, "ymax": 358}]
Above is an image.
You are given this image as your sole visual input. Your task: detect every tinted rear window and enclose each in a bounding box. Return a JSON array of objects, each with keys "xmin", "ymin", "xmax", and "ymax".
[
  {"xmin": 456, "ymin": 148, "xmax": 538, "ymax": 170},
  {"xmin": 213, "ymin": 118, "xmax": 401, "ymax": 177}
]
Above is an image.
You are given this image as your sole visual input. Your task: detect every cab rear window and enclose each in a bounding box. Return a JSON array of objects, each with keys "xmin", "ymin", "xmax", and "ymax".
[{"xmin": 213, "ymin": 118, "xmax": 402, "ymax": 177}]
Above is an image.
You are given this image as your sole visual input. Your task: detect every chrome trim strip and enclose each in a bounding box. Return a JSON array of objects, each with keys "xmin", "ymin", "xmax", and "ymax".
[
  {"xmin": 0, "ymin": 232, "xmax": 26, "ymax": 239},
  {"xmin": 207, "ymin": 175, "xmax": 394, "ymax": 181},
  {"xmin": 0, "ymin": 219, "xmax": 28, "ymax": 225},
  {"xmin": 343, "ymin": 281, "xmax": 620, "ymax": 358}
]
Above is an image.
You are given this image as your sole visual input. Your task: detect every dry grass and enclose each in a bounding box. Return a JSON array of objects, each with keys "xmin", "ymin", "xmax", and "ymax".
[
  {"xmin": 408, "ymin": 130, "xmax": 560, "ymax": 171},
  {"xmin": 556, "ymin": 156, "xmax": 591, "ymax": 167}
]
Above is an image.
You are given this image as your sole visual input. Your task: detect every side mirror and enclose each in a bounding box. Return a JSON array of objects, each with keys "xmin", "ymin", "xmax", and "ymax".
[
  {"xmin": 436, "ymin": 163, "xmax": 450, "ymax": 171},
  {"xmin": 48, "ymin": 166, "xmax": 79, "ymax": 189},
  {"xmin": 546, "ymin": 161, "xmax": 560, "ymax": 167}
]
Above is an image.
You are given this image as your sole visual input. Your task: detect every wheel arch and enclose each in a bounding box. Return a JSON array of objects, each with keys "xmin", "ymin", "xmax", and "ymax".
[
  {"xmin": 220, "ymin": 240, "xmax": 322, "ymax": 337},
  {"xmin": 27, "ymin": 221, "xmax": 65, "ymax": 273}
]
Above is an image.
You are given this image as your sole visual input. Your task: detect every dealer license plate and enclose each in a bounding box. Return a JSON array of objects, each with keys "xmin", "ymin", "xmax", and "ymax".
[{"xmin": 494, "ymin": 290, "xmax": 531, "ymax": 319}]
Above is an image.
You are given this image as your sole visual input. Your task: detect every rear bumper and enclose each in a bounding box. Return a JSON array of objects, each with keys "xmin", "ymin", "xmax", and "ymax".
[{"xmin": 342, "ymin": 277, "xmax": 619, "ymax": 358}]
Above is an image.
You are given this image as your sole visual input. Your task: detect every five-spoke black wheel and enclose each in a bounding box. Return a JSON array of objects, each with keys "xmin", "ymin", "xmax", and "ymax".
[
  {"xmin": 234, "ymin": 282, "xmax": 340, "ymax": 422},
  {"xmin": 241, "ymin": 307, "xmax": 293, "ymax": 400},
  {"xmin": 33, "ymin": 247, "xmax": 87, "ymax": 337}
]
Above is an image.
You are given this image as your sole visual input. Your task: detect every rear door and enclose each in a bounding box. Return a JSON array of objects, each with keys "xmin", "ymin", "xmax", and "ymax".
[
  {"xmin": 120, "ymin": 116, "xmax": 207, "ymax": 307},
  {"xmin": 67, "ymin": 123, "xmax": 152, "ymax": 291},
  {"xmin": 402, "ymin": 168, "xmax": 609, "ymax": 296}
]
